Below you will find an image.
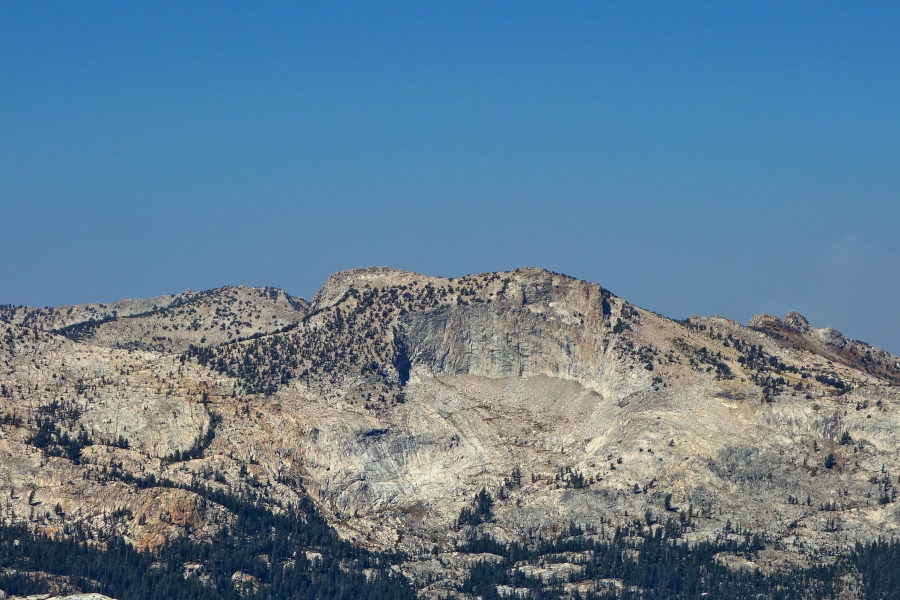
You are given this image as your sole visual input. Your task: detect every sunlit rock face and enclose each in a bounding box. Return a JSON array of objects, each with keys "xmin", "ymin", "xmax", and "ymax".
[{"xmin": 2, "ymin": 267, "xmax": 899, "ymax": 576}]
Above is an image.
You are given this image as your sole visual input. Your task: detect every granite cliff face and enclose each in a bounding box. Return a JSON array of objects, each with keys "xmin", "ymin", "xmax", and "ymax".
[{"xmin": 1, "ymin": 268, "xmax": 899, "ymax": 597}]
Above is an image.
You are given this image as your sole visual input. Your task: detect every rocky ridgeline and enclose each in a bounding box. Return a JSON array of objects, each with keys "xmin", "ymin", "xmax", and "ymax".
[
  {"xmin": 1, "ymin": 267, "xmax": 899, "ymax": 598},
  {"xmin": 1, "ymin": 286, "xmax": 308, "ymax": 353}
]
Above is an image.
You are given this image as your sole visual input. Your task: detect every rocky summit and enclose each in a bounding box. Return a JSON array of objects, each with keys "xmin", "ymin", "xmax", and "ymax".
[{"xmin": 2, "ymin": 268, "xmax": 900, "ymax": 599}]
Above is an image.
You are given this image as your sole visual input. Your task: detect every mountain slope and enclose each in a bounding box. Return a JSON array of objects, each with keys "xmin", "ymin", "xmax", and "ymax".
[{"xmin": 1, "ymin": 268, "xmax": 899, "ymax": 598}]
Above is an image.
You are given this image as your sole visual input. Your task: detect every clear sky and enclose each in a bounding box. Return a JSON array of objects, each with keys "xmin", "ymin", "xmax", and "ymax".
[{"xmin": 2, "ymin": 2, "xmax": 898, "ymax": 354}]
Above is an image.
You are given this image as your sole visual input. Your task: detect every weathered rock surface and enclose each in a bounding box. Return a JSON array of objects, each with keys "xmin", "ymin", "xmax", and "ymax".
[
  {"xmin": 2, "ymin": 267, "xmax": 899, "ymax": 594},
  {"xmin": 1, "ymin": 286, "xmax": 307, "ymax": 353}
]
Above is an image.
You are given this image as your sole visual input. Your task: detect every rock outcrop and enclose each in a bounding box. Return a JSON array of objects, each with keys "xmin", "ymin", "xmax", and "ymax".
[{"xmin": 1, "ymin": 267, "xmax": 899, "ymax": 596}]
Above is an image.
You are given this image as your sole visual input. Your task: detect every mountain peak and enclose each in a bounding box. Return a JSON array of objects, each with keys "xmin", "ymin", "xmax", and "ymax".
[
  {"xmin": 2, "ymin": 267, "xmax": 900, "ymax": 599},
  {"xmin": 312, "ymin": 267, "xmax": 437, "ymax": 309},
  {"xmin": 784, "ymin": 310, "xmax": 812, "ymax": 332}
]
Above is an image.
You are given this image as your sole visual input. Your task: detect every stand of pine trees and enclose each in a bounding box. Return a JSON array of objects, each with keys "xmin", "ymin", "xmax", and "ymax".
[
  {"xmin": 0, "ymin": 491, "xmax": 415, "ymax": 600},
  {"xmin": 455, "ymin": 518, "xmax": 900, "ymax": 600},
  {"xmin": 4, "ymin": 488, "xmax": 900, "ymax": 599}
]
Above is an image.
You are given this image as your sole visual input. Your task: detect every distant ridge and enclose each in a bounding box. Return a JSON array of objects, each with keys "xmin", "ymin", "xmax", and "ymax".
[{"xmin": 1, "ymin": 267, "xmax": 899, "ymax": 599}]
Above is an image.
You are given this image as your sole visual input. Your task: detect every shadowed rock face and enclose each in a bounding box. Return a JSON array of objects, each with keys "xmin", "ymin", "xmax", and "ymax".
[{"xmin": 1, "ymin": 267, "xmax": 900, "ymax": 583}]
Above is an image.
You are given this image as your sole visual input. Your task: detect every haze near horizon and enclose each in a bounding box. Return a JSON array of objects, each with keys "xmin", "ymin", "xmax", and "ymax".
[{"xmin": 1, "ymin": 2, "xmax": 898, "ymax": 354}]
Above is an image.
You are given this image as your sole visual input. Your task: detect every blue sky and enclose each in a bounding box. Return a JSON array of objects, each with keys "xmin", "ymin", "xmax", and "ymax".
[{"xmin": 2, "ymin": 2, "xmax": 898, "ymax": 353}]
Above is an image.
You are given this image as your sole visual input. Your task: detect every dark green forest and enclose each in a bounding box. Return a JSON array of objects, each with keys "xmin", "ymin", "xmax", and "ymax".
[
  {"xmin": 5, "ymin": 491, "xmax": 900, "ymax": 600},
  {"xmin": 0, "ymin": 489, "xmax": 415, "ymax": 600},
  {"xmin": 452, "ymin": 519, "xmax": 900, "ymax": 600}
]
